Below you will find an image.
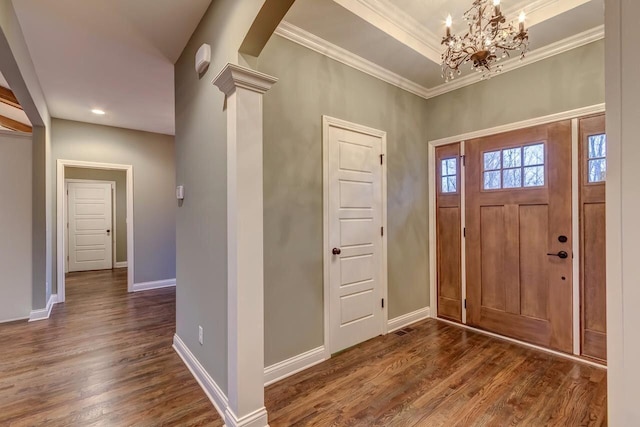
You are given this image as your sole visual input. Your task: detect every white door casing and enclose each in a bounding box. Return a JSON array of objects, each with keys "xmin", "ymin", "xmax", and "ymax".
[
  {"xmin": 68, "ymin": 182, "xmax": 113, "ymax": 272},
  {"xmin": 324, "ymin": 116, "xmax": 387, "ymax": 355}
]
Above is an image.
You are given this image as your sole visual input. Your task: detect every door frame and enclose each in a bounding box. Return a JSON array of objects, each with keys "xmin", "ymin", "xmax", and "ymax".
[
  {"xmin": 427, "ymin": 103, "xmax": 605, "ymax": 358},
  {"xmin": 64, "ymin": 179, "xmax": 117, "ymax": 273},
  {"xmin": 56, "ymin": 159, "xmax": 134, "ymax": 302},
  {"xmin": 322, "ymin": 115, "xmax": 388, "ymax": 358}
]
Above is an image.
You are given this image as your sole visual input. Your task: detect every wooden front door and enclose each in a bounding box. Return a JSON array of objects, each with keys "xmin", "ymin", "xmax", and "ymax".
[
  {"xmin": 465, "ymin": 121, "xmax": 573, "ymax": 353},
  {"xmin": 579, "ymin": 114, "xmax": 607, "ymax": 362}
]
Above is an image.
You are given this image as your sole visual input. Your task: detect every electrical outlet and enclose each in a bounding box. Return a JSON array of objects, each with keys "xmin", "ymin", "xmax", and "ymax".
[{"xmin": 198, "ymin": 326, "xmax": 204, "ymax": 345}]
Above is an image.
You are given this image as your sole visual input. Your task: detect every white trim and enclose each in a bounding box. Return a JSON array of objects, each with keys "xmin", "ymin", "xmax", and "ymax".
[
  {"xmin": 28, "ymin": 294, "xmax": 58, "ymax": 322},
  {"xmin": 428, "ymin": 143, "xmax": 438, "ymax": 320},
  {"xmin": 429, "ymin": 104, "xmax": 606, "ymax": 147},
  {"xmin": 434, "ymin": 317, "xmax": 606, "ymax": 370},
  {"xmin": 224, "ymin": 407, "xmax": 269, "ymax": 427},
  {"xmin": 133, "ymin": 278, "xmax": 176, "ymax": 292},
  {"xmin": 264, "ymin": 346, "xmax": 326, "ymax": 386},
  {"xmin": 571, "ymin": 118, "xmax": 581, "ymax": 356},
  {"xmin": 64, "ymin": 179, "xmax": 117, "ymax": 272},
  {"xmin": 460, "ymin": 141, "xmax": 468, "ymax": 324},
  {"xmin": 213, "ymin": 63, "xmax": 275, "ymax": 427},
  {"xmin": 322, "ymin": 115, "xmax": 388, "ymax": 358},
  {"xmin": 275, "ymin": 21, "xmax": 431, "ymax": 99},
  {"xmin": 347, "ymin": 0, "xmax": 593, "ymax": 65},
  {"xmin": 333, "ymin": 0, "xmax": 441, "ymax": 63},
  {"xmin": 387, "ymin": 307, "xmax": 431, "ymax": 333},
  {"xmin": 56, "ymin": 159, "xmax": 134, "ymax": 302},
  {"xmin": 427, "ymin": 25, "xmax": 604, "ymax": 98},
  {"xmin": 275, "ymin": 21, "xmax": 604, "ymax": 101},
  {"xmin": 115, "ymin": 261, "xmax": 128, "ymax": 269},
  {"xmin": 172, "ymin": 334, "xmax": 228, "ymax": 420}
]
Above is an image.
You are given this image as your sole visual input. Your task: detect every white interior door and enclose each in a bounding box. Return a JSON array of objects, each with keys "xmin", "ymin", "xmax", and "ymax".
[
  {"xmin": 68, "ymin": 182, "xmax": 113, "ymax": 272},
  {"xmin": 327, "ymin": 122, "xmax": 385, "ymax": 353}
]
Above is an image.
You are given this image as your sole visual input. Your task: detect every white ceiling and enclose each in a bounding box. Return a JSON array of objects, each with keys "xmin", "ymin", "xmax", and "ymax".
[
  {"xmin": 284, "ymin": 0, "xmax": 604, "ymax": 92},
  {"xmin": 0, "ymin": 70, "xmax": 31, "ymax": 128},
  {"xmin": 7, "ymin": 0, "xmax": 604, "ymax": 135},
  {"xmin": 12, "ymin": 0, "xmax": 212, "ymax": 136}
]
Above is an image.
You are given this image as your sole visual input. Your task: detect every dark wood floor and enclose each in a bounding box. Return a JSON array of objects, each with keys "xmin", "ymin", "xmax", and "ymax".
[
  {"xmin": 267, "ymin": 323, "xmax": 607, "ymax": 426},
  {"xmin": 0, "ymin": 270, "xmax": 607, "ymax": 426},
  {"xmin": 0, "ymin": 269, "xmax": 222, "ymax": 427}
]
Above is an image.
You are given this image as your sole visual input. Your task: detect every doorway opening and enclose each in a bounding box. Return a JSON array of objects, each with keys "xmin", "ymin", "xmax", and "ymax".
[{"xmin": 56, "ymin": 159, "xmax": 133, "ymax": 302}]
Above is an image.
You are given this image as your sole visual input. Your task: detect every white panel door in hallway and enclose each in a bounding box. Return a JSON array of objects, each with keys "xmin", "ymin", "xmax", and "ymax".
[
  {"xmin": 325, "ymin": 117, "xmax": 387, "ymax": 354},
  {"xmin": 68, "ymin": 182, "xmax": 113, "ymax": 272}
]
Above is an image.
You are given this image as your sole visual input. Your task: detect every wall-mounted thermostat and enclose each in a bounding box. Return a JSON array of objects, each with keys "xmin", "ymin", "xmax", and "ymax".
[
  {"xmin": 176, "ymin": 185, "xmax": 185, "ymax": 201},
  {"xmin": 195, "ymin": 43, "xmax": 211, "ymax": 74}
]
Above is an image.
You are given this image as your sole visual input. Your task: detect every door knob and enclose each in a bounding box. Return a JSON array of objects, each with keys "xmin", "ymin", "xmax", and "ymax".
[
  {"xmin": 547, "ymin": 251, "xmax": 568, "ymax": 259},
  {"xmin": 332, "ymin": 248, "xmax": 341, "ymax": 255},
  {"xmin": 106, "ymin": 229, "xmax": 111, "ymax": 234}
]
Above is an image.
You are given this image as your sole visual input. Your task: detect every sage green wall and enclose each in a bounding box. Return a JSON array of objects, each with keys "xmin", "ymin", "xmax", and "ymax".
[
  {"xmin": 65, "ymin": 167, "xmax": 127, "ymax": 263},
  {"xmin": 0, "ymin": 132, "xmax": 32, "ymax": 322},
  {"xmin": 255, "ymin": 37, "xmax": 604, "ymax": 366},
  {"xmin": 256, "ymin": 35, "xmax": 431, "ymax": 365},
  {"xmin": 174, "ymin": 0, "xmax": 266, "ymax": 395},
  {"xmin": 424, "ymin": 40, "xmax": 605, "ymax": 141},
  {"xmin": 51, "ymin": 119, "xmax": 176, "ymax": 289},
  {"xmin": 0, "ymin": 0, "xmax": 53, "ymax": 311}
]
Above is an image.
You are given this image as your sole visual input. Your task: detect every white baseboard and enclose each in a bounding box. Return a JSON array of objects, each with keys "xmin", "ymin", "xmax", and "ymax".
[
  {"xmin": 29, "ymin": 294, "xmax": 58, "ymax": 322},
  {"xmin": 264, "ymin": 346, "xmax": 326, "ymax": 386},
  {"xmin": 133, "ymin": 278, "xmax": 176, "ymax": 292},
  {"xmin": 172, "ymin": 334, "xmax": 228, "ymax": 420},
  {"xmin": 224, "ymin": 407, "xmax": 269, "ymax": 427},
  {"xmin": 114, "ymin": 261, "xmax": 128, "ymax": 268},
  {"xmin": 387, "ymin": 306, "xmax": 431, "ymax": 333}
]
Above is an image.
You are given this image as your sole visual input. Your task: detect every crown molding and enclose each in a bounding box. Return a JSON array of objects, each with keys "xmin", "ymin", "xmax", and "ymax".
[
  {"xmin": 274, "ymin": 21, "xmax": 431, "ymax": 99},
  {"xmin": 427, "ymin": 24, "xmax": 605, "ymax": 98},
  {"xmin": 275, "ymin": 22, "xmax": 603, "ymax": 101},
  {"xmin": 341, "ymin": 0, "xmax": 593, "ymax": 60},
  {"xmin": 333, "ymin": 0, "xmax": 441, "ymax": 62}
]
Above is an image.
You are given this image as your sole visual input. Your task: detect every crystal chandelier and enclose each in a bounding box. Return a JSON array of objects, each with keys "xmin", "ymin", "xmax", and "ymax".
[{"xmin": 441, "ymin": 0, "xmax": 529, "ymax": 81}]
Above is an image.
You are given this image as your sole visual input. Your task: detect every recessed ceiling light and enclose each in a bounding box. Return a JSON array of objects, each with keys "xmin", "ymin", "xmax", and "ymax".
[{"xmin": 91, "ymin": 109, "xmax": 106, "ymax": 115}]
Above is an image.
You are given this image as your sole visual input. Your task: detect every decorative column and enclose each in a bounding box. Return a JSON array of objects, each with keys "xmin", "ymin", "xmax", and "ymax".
[{"xmin": 213, "ymin": 63, "xmax": 277, "ymax": 427}]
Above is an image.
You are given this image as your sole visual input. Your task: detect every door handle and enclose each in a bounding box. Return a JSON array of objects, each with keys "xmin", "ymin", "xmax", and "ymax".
[
  {"xmin": 547, "ymin": 251, "xmax": 568, "ymax": 259},
  {"xmin": 106, "ymin": 229, "xmax": 111, "ymax": 234},
  {"xmin": 332, "ymin": 248, "xmax": 341, "ymax": 255}
]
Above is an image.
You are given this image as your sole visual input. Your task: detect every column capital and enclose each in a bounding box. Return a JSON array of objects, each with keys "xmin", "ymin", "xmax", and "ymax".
[{"xmin": 212, "ymin": 63, "xmax": 278, "ymax": 96}]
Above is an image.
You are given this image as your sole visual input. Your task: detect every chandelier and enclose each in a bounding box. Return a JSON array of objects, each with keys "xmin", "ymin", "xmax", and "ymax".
[{"xmin": 441, "ymin": 0, "xmax": 529, "ymax": 81}]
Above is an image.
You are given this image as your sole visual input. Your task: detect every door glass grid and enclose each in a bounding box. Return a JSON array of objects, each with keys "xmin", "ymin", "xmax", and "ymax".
[
  {"xmin": 483, "ymin": 143, "xmax": 545, "ymax": 190},
  {"xmin": 441, "ymin": 157, "xmax": 457, "ymax": 193},
  {"xmin": 587, "ymin": 134, "xmax": 606, "ymax": 183}
]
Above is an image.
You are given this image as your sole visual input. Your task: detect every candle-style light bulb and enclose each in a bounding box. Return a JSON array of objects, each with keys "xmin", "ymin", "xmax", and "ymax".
[
  {"xmin": 519, "ymin": 11, "xmax": 526, "ymax": 32},
  {"xmin": 493, "ymin": 0, "xmax": 501, "ymax": 15},
  {"xmin": 445, "ymin": 15, "xmax": 452, "ymax": 37}
]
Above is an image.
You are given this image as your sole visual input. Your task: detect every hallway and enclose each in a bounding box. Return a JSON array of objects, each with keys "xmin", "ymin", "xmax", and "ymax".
[{"xmin": 0, "ymin": 269, "xmax": 221, "ymax": 426}]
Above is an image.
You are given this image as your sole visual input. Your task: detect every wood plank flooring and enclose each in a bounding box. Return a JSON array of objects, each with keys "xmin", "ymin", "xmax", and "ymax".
[
  {"xmin": 0, "ymin": 269, "xmax": 223, "ymax": 427},
  {"xmin": 0, "ymin": 269, "xmax": 607, "ymax": 426},
  {"xmin": 267, "ymin": 322, "xmax": 607, "ymax": 426}
]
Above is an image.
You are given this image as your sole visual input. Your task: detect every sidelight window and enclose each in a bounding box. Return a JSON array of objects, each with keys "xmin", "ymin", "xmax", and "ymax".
[
  {"xmin": 441, "ymin": 158, "xmax": 457, "ymax": 193},
  {"xmin": 483, "ymin": 143, "xmax": 545, "ymax": 190},
  {"xmin": 587, "ymin": 134, "xmax": 607, "ymax": 183}
]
